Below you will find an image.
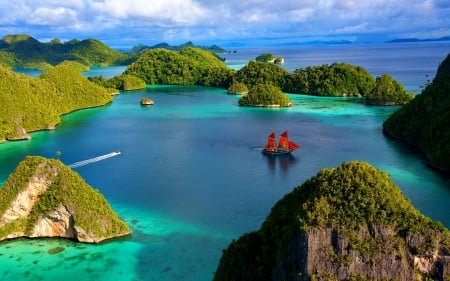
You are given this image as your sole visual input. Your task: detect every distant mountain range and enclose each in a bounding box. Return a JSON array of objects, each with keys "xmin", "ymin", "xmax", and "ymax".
[
  {"xmin": 386, "ymin": 36, "xmax": 450, "ymax": 43},
  {"xmin": 126, "ymin": 41, "xmax": 228, "ymax": 54}
]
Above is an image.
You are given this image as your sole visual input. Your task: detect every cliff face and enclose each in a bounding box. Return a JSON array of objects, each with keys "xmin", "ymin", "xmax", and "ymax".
[
  {"xmin": 214, "ymin": 161, "xmax": 450, "ymax": 281},
  {"xmin": 273, "ymin": 227, "xmax": 450, "ymax": 281},
  {"xmin": 0, "ymin": 156, "xmax": 131, "ymax": 243}
]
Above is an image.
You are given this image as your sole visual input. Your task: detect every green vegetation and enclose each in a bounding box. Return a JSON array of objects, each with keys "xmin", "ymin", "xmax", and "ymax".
[
  {"xmin": 366, "ymin": 74, "xmax": 414, "ymax": 105},
  {"xmin": 227, "ymin": 81, "xmax": 248, "ymax": 95},
  {"xmin": 0, "ymin": 156, "xmax": 131, "ymax": 241},
  {"xmin": 255, "ymin": 53, "xmax": 276, "ymax": 62},
  {"xmin": 0, "ymin": 34, "xmax": 130, "ymax": 69},
  {"xmin": 234, "ymin": 60, "xmax": 291, "ymax": 89},
  {"xmin": 89, "ymin": 74, "xmax": 146, "ymax": 91},
  {"xmin": 214, "ymin": 161, "xmax": 450, "ymax": 281},
  {"xmin": 0, "ymin": 61, "xmax": 112, "ymax": 141},
  {"xmin": 290, "ymin": 63, "xmax": 376, "ymax": 96},
  {"xmin": 255, "ymin": 53, "xmax": 284, "ymax": 64},
  {"xmin": 238, "ymin": 84, "xmax": 292, "ymax": 107},
  {"xmin": 124, "ymin": 47, "xmax": 234, "ymax": 88},
  {"xmin": 127, "ymin": 40, "xmax": 228, "ymax": 54},
  {"xmin": 383, "ymin": 53, "xmax": 450, "ymax": 172}
]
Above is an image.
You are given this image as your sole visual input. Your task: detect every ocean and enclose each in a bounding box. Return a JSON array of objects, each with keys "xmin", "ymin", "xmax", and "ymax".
[{"xmin": 1, "ymin": 42, "xmax": 449, "ymax": 281}]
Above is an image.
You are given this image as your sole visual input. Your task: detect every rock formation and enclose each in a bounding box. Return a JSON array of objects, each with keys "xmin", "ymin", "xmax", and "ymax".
[
  {"xmin": 213, "ymin": 161, "xmax": 450, "ymax": 281},
  {"xmin": 140, "ymin": 97, "xmax": 154, "ymax": 106},
  {"xmin": 0, "ymin": 156, "xmax": 131, "ymax": 243}
]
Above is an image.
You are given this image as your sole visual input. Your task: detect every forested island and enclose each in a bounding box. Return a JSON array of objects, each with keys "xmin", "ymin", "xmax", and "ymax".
[
  {"xmin": 214, "ymin": 161, "xmax": 450, "ymax": 281},
  {"xmin": 0, "ymin": 61, "xmax": 113, "ymax": 141},
  {"xmin": 383, "ymin": 53, "xmax": 450, "ymax": 172},
  {"xmin": 0, "ymin": 156, "xmax": 131, "ymax": 243}
]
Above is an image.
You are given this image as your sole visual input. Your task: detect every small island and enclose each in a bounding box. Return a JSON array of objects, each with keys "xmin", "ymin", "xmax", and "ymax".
[
  {"xmin": 238, "ymin": 83, "xmax": 292, "ymax": 107},
  {"xmin": 0, "ymin": 156, "xmax": 131, "ymax": 243},
  {"xmin": 140, "ymin": 97, "xmax": 154, "ymax": 106},
  {"xmin": 255, "ymin": 53, "xmax": 284, "ymax": 64}
]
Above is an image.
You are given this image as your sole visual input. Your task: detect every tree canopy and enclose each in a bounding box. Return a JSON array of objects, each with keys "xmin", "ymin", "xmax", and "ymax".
[
  {"xmin": 0, "ymin": 61, "xmax": 112, "ymax": 141},
  {"xmin": 238, "ymin": 83, "xmax": 292, "ymax": 107},
  {"xmin": 123, "ymin": 47, "xmax": 234, "ymax": 88},
  {"xmin": 0, "ymin": 34, "xmax": 130, "ymax": 69}
]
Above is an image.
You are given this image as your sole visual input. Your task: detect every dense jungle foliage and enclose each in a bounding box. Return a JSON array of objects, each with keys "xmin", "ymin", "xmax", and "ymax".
[
  {"xmin": 366, "ymin": 74, "xmax": 414, "ymax": 105},
  {"xmin": 124, "ymin": 47, "xmax": 235, "ymax": 88},
  {"xmin": 0, "ymin": 61, "xmax": 112, "ymax": 140},
  {"xmin": 227, "ymin": 81, "xmax": 248, "ymax": 94},
  {"xmin": 213, "ymin": 161, "xmax": 449, "ymax": 281},
  {"xmin": 89, "ymin": 74, "xmax": 146, "ymax": 91},
  {"xmin": 238, "ymin": 84, "xmax": 292, "ymax": 107},
  {"xmin": 0, "ymin": 156, "xmax": 130, "ymax": 239},
  {"xmin": 0, "ymin": 34, "xmax": 130, "ymax": 68},
  {"xmin": 383, "ymin": 53, "xmax": 450, "ymax": 172}
]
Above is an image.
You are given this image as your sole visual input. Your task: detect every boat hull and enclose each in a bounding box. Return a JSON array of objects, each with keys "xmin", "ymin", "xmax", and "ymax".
[{"xmin": 262, "ymin": 148, "xmax": 295, "ymax": 155}]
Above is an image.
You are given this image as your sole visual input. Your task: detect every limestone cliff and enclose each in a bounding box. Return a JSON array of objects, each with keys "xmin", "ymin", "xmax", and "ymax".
[
  {"xmin": 0, "ymin": 156, "xmax": 131, "ymax": 243},
  {"xmin": 213, "ymin": 161, "xmax": 450, "ymax": 281}
]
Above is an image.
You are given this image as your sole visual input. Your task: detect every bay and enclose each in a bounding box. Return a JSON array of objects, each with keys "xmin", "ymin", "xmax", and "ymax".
[{"xmin": 0, "ymin": 42, "xmax": 449, "ymax": 281}]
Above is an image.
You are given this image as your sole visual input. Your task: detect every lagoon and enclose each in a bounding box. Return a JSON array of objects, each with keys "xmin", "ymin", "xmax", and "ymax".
[{"xmin": 0, "ymin": 42, "xmax": 449, "ymax": 281}]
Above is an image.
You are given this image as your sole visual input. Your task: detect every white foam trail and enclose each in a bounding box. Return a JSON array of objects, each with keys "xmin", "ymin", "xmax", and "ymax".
[{"xmin": 68, "ymin": 151, "xmax": 121, "ymax": 168}]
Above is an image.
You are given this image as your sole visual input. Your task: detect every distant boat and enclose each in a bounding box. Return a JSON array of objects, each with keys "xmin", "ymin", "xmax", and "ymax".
[{"xmin": 262, "ymin": 131, "xmax": 300, "ymax": 155}]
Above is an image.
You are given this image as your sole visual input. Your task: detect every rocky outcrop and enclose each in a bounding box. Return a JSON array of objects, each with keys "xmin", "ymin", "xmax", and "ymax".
[
  {"xmin": 0, "ymin": 156, "xmax": 131, "ymax": 243},
  {"xmin": 273, "ymin": 226, "xmax": 450, "ymax": 281},
  {"xmin": 214, "ymin": 161, "xmax": 450, "ymax": 281},
  {"xmin": 140, "ymin": 97, "xmax": 154, "ymax": 106}
]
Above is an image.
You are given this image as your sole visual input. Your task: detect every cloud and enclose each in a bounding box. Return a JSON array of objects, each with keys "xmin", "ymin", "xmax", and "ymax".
[
  {"xmin": 0, "ymin": 0, "xmax": 448, "ymax": 46},
  {"xmin": 91, "ymin": 0, "xmax": 208, "ymax": 26},
  {"xmin": 29, "ymin": 7, "xmax": 78, "ymax": 26}
]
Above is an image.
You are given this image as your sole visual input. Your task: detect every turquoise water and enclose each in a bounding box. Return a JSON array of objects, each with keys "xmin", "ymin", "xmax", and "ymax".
[{"xmin": 1, "ymin": 43, "xmax": 450, "ymax": 281}]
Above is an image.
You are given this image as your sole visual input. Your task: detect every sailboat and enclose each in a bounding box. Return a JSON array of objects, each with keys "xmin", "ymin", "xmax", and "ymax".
[{"xmin": 262, "ymin": 131, "xmax": 300, "ymax": 155}]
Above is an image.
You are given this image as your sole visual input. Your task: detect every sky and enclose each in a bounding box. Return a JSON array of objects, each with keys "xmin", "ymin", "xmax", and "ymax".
[{"xmin": 0, "ymin": 0, "xmax": 449, "ymax": 48}]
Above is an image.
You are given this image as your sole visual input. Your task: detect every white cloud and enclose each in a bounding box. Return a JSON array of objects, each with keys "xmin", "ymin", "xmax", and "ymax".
[
  {"xmin": 29, "ymin": 7, "xmax": 78, "ymax": 26},
  {"xmin": 0, "ymin": 0, "xmax": 448, "ymax": 45},
  {"xmin": 91, "ymin": 0, "xmax": 207, "ymax": 25}
]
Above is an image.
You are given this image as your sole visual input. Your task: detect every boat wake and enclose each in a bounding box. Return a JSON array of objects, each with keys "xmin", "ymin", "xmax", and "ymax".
[{"xmin": 68, "ymin": 151, "xmax": 121, "ymax": 168}]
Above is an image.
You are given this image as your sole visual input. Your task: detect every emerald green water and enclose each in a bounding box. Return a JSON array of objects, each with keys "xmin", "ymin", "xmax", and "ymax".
[{"xmin": 1, "ymin": 43, "xmax": 449, "ymax": 280}]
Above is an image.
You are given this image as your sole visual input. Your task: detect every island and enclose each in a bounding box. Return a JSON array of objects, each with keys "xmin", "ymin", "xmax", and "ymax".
[
  {"xmin": 213, "ymin": 161, "xmax": 450, "ymax": 281},
  {"xmin": 0, "ymin": 61, "xmax": 113, "ymax": 142},
  {"xmin": 0, "ymin": 156, "xmax": 131, "ymax": 243},
  {"xmin": 140, "ymin": 97, "xmax": 154, "ymax": 106},
  {"xmin": 255, "ymin": 53, "xmax": 284, "ymax": 64},
  {"xmin": 383, "ymin": 52, "xmax": 450, "ymax": 173},
  {"xmin": 238, "ymin": 83, "xmax": 292, "ymax": 107}
]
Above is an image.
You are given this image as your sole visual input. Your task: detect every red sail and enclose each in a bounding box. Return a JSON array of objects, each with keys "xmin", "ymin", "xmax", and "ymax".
[
  {"xmin": 266, "ymin": 132, "xmax": 276, "ymax": 148},
  {"xmin": 278, "ymin": 131, "xmax": 289, "ymax": 148},
  {"xmin": 288, "ymin": 140, "xmax": 300, "ymax": 150}
]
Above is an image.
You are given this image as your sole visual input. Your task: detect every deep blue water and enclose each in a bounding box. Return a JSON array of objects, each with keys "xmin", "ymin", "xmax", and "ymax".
[{"xmin": 1, "ymin": 42, "xmax": 449, "ymax": 281}]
